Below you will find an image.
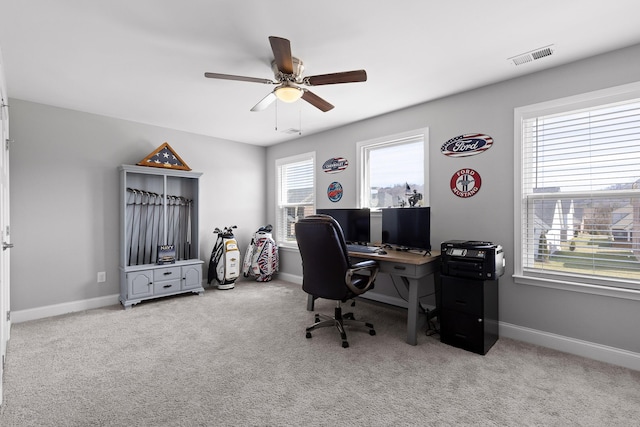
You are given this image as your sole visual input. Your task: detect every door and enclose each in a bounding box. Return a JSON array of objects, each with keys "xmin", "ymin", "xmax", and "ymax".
[
  {"xmin": 0, "ymin": 50, "xmax": 11, "ymax": 406},
  {"xmin": 182, "ymin": 264, "xmax": 203, "ymax": 290}
]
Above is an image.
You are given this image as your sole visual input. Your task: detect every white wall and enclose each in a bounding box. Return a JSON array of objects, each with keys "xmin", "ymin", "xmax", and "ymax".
[
  {"xmin": 9, "ymin": 100, "xmax": 266, "ymax": 312},
  {"xmin": 266, "ymin": 43, "xmax": 640, "ymax": 356}
]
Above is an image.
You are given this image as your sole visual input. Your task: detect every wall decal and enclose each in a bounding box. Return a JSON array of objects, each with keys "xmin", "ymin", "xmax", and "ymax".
[
  {"xmin": 327, "ymin": 181, "xmax": 343, "ymax": 202},
  {"xmin": 441, "ymin": 134, "xmax": 493, "ymax": 157},
  {"xmin": 450, "ymin": 168, "xmax": 482, "ymax": 198},
  {"xmin": 322, "ymin": 157, "xmax": 349, "ymax": 173}
]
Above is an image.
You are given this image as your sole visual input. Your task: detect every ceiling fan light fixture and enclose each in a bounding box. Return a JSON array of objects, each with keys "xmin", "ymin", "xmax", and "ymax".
[
  {"xmin": 205, "ymin": 37, "xmax": 365, "ymax": 112},
  {"xmin": 275, "ymin": 85, "xmax": 303, "ymax": 103}
]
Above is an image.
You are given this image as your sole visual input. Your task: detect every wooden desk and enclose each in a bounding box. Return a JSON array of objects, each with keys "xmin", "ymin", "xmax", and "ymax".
[{"xmin": 307, "ymin": 249, "xmax": 441, "ymax": 345}]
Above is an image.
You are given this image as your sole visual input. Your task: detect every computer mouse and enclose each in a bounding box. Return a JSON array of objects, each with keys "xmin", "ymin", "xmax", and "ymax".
[{"xmin": 377, "ymin": 249, "xmax": 387, "ymax": 255}]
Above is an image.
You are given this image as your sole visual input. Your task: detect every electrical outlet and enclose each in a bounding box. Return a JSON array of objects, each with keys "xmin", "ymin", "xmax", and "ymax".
[{"xmin": 97, "ymin": 271, "xmax": 106, "ymax": 283}]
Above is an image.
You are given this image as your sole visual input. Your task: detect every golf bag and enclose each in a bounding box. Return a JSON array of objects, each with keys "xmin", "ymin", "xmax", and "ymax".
[
  {"xmin": 242, "ymin": 224, "xmax": 279, "ymax": 282},
  {"xmin": 208, "ymin": 226, "xmax": 240, "ymax": 290}
]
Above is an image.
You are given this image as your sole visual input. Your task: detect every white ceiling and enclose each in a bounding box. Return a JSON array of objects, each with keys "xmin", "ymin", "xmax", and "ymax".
[{"xmin": 1, "ymin": 1, "xmax": 640, "ymax": 146}]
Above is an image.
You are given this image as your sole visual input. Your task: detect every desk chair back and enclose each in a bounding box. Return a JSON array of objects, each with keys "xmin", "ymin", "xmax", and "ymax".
[
  {"xmin": 295, "ymin": 214, "xmax": 379, "ymax": 348},
  {"xmin": 295, "ymin": 214, "xmax": 376, "ymax": 301}
]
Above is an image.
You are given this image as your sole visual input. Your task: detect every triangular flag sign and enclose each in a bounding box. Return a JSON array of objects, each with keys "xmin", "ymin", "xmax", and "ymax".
[{"xmin": 137, "ymin": 142, "xmax": 191, "ymax": 171}]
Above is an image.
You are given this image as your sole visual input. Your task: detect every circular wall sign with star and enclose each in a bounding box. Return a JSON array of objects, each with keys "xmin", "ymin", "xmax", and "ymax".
[
  {"xmin": 450, "ymin": 168, "xmax": 482, "ymax": 198},
  {"xmin": 327, "ymin": 181, "xmax": 343, "ymax": 202}
]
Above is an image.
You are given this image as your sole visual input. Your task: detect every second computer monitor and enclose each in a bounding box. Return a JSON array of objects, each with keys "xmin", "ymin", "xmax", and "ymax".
[
  {"xmin": 315, "ymin": 208, "xmax": 371, "ymax": 244},
  {"xmin": 381, "ymin": 206, "xmax": 431, "ymax": 251}
]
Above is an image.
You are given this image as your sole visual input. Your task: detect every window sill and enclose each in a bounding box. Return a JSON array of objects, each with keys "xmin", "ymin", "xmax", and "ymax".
[
  {"xmin": 277, "ymin": 243, "xmax": 300, "ymax": 252},
  {"xmin": 513, "ymin": 274, "xmax": 640, "ymax": 301}
]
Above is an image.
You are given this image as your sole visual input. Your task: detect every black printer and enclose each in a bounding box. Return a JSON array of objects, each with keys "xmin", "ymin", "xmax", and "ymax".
[{"xmin": 441, "ymin": 240, "xmax": 505, "ymax": 280}]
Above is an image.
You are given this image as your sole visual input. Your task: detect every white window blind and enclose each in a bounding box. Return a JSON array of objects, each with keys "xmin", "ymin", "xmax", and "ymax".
[
  {"xmin": 518, "ymin": 91, "xmax": 640, "ymax": 290},
  {"xmin": 276, "ymin": 153, "xmax": 315, "ymax": 246}
]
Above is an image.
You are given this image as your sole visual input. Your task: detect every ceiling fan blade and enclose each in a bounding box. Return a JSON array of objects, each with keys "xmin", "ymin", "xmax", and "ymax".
[
  {"xmin": 250, "ymin": 92, "xmax": 277, "ymax": 112},
  {"xmin": 269, "ymin": 36, "xmax": 293, "ymax": 74},
  {"xmin": 302, "ymin": 90, "xmax": 334, "ymax": 112},
  {"xmin": 305, "ymin": 70, "xmax": 367, "ymax": 86},
  {"xmin": 204, "ymin": 72, "xmax": 274, "ymax": 85}
]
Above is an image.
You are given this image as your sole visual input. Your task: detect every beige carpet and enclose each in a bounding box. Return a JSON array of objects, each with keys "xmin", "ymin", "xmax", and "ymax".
[{"xmin": 1, "ymin": 279, "xmax": 639, "ymax": 426}]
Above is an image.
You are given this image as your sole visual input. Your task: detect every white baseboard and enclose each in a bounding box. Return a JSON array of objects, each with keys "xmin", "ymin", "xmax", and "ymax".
[
  {"xmin": 276, "ymin": 272, "xmax": 302, "ymax": 285},
  {"xmin": 500, "ymin": 322, "xmax": 640, "ymax": 371},
  {"xmin": 12, "ymin": 294, "xmax": 120, "ymax": 323}
]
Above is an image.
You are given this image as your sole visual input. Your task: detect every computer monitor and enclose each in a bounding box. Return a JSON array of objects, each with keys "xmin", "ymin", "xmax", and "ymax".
[
  {"xmin": 381, "ymin": 207, "xmax": 431, "ymax": 251},
  {"xmin": 315, "ymin": 208, "xmax": 371, "ymax": 244}
]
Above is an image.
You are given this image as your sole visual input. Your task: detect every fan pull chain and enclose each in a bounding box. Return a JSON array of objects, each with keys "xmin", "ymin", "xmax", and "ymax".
[{"xmin": 274, "ymin": 100, "xmax": 278, "ymax": 131}]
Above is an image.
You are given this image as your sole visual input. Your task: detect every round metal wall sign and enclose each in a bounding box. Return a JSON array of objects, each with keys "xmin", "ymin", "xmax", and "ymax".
[
  {"xmin": 450, "ymin": 168, "xmax": 482, "ymax": 198},
  {"xmin": 327, "ymin": 181, "xmax": 343, "ymax": 202}
]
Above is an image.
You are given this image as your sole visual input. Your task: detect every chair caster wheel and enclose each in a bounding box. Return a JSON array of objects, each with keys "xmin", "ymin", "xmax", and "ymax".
[
  {"xmin": 342, "ymin": 341, "xmax": 349, "ymax": 348},
  {"xmin": 369, "ymin": 330, "xmax": 376, "ymax": 336},
  {"xmin": 306, "ymin": 332, "xmax": 312, "ymax": 339}
]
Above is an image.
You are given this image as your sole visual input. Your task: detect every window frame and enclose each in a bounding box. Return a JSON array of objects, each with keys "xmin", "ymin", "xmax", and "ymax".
[
  {"xmin": 275, "ymin": 151, "xmax": 315, "ymax": 248},
  {"xmin": 514, "ymin": 81, "xmax": 640, "ymax": 301},
  {"xmin": 356, "ymin": 128, "xmax": 429, "ymax": 211}
]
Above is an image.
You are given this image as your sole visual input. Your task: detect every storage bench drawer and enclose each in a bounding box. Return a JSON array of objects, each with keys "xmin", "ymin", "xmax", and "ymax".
[
  {"xmin": 153, "ymin": 279, "xmax": 181, "ymax": 295},
  {"xmin": 154, "ymin": 266, "xmax": 180, "ymax": 282}
]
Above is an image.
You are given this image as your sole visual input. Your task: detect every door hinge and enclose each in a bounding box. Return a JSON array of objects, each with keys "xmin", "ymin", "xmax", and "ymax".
[
  {"xmin": 6, "ymin": 138, "xmax": 13, "ymax": 151},
  {"xmin": 6, "ymin": 311, "xmax": 10, "ymax": 321}
]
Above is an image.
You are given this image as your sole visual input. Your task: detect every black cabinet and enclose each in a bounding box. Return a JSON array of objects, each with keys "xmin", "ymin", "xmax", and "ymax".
[{"xmin": 439, "ymin": 275, "xmax": 498, "ymax": 355}]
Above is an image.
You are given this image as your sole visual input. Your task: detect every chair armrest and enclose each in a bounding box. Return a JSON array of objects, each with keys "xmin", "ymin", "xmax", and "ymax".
[
  {"xmin": 344, "ymin": 261, "xmax": 379, "ymax": 295},
  {"xmin": 350, "ymin": 259, "xmax": 378, "ymax": 270}
]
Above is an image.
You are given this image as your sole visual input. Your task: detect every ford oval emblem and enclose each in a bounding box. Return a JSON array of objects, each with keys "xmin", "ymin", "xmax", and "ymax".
[{"xmin": 441, "ymin": 134, "xmax": 493, "ymax": 157}]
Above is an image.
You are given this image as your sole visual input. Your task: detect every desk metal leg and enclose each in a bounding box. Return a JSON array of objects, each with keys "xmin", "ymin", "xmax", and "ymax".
[{"xmin": 403, "ymin": 276, "xmax": 420, "ymax": 345}]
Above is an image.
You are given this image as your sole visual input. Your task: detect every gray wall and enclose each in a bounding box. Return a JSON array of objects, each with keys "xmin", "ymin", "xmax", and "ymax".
[
  {"xmin": 9, "ymin": 100, "xmax": 266, "ymax": 311},
  {"xmin": 8, "ymin": 43, "xmax": 640, "ymax": 357},
  {"xmin": 266, "ymin": 43, "xmax": 640, "ymax": 354}
]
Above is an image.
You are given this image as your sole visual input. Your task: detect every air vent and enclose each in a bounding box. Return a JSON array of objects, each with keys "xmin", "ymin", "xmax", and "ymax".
[{"xmin": 509, "ymin": 45, "xmax": 555, "ymax": 66}]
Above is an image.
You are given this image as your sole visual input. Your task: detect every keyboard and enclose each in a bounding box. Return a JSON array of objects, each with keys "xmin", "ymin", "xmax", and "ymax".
[{"xmin": 346, "ymin": 244, "xmax": 378, "ymax": 253}]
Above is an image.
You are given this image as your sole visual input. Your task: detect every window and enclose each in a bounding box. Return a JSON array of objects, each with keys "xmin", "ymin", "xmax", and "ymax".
[
  {"xmin": 515, "ymin": 82, "xmax": 640, "ymax": 294},
  {"xmin": 275, "ymin": 152, "xmax": 315, "ymax": 246},
  {"xmin": 357, "ymin": 129, "xmax": 427, "ymax": 209}
]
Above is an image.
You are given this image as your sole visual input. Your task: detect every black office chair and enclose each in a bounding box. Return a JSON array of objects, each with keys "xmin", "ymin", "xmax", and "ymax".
[{"xmin": 295, "ymin": 214, "xmax": 379, "ymax": 348}]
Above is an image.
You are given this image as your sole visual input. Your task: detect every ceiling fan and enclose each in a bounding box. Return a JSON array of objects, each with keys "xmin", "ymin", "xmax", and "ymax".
[{"xmin": 204, "ymin": 36, "xmax": 367, "ymax": 112}]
